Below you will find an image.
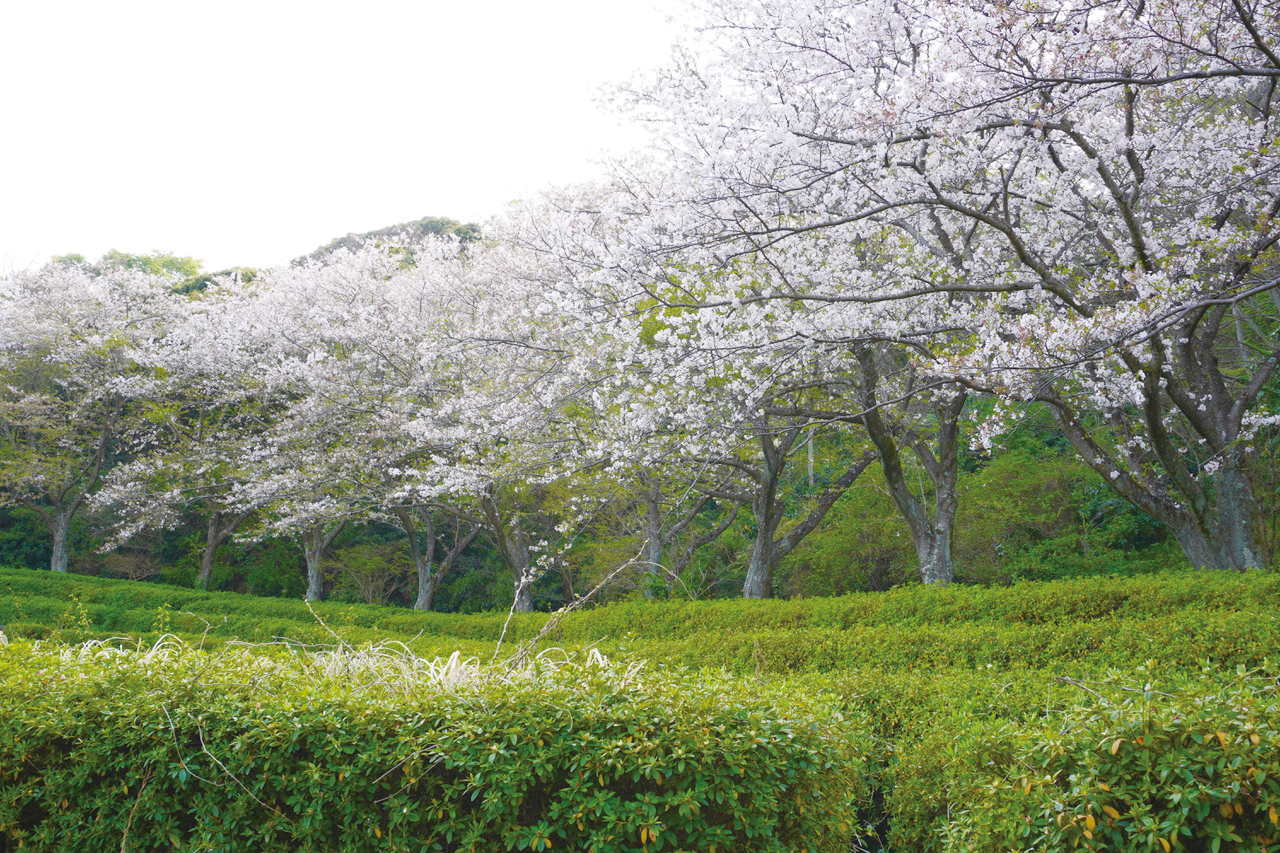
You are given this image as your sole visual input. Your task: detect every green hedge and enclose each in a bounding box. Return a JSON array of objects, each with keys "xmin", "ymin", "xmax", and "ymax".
[
  {"xmin": 5, "ymin": 567, "xmax": 1279, "ymax": 650},
  {"xmin": 551, "ymin": 572, "xmax": 1280, "ymax": 639},
  {"xmin": 5, "ymin": 568, "xmax": 1278, "ymax": 676},
  {"xmin": 939, "ymin": 664, "xmax": 1280, "ymax": 852},
  {"xmin": 785, "ymin": 665, "xmax": 1280, "ymax": 852},
  {"xmin": 0, "ymin": 640, "xmax": 867, "ymax": 853},
  {"xmin": 623, "ymin": 608, "xmax": 1280, "ymax": 677}
]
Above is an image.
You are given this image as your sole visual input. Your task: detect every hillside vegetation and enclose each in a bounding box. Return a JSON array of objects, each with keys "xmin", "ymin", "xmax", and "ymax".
[{"xmin": 3, "ymin": 567, "xmax": 1278, "ymax": 851}]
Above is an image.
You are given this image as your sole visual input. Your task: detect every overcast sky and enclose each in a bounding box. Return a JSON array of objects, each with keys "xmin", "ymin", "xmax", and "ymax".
[{"xmin": 0, "ymin": 0, "xmax": 689, "ymax": 272}]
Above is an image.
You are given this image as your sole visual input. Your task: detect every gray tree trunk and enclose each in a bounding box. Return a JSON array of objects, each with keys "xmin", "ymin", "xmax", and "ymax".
[
  {"xmin": 198, "ymin": 510, "xmax": 246, "ymax": 591},
  {"xmin": 741, "ymin": 430, "xmax": 874, "ymax": 599},
  {"xmin": 858, "ymin": 351, "xmax": 965, "ymax": 585},
  {"xmin": 642, "ymin": 483, "xmax": 666, "ymax": 596},
  {"xmin": 480, "ymin": 491, "xmax": 535, "ymax": 613},
  {"xmin": 50, "ymin": 511, "xmax": 71, "ymax": 574},
  {"xmin": 394, "ymin": 507, "xmax": 438, "ymax": 611},
  {"xmin": 915, "ymin": 521, "xmax": 955, "ymax": 586},
  {"xmin": 301, "ymin": 521, "xmax": 346, "ymax": 602},
  {"xmin": 1208, "ymin": 465, "xmax": 1264, "ymax": 570},
  {"xmin": 742, "ymin": 529, "xmax": 776, "ymax": 599},
  {"xmin": 1046, "ymin": 389, "xmax": 1266, "ymax": 573},
  {"xmin": 741, "ymin": 431, "xmax": 788, "ymax": 599}
]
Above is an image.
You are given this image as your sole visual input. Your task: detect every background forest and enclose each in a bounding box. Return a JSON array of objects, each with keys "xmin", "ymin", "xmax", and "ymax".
[
  {"xmin": 0, "ymin": 223, "xmax": 1274, "ymax": 615},
  {"xmin": 3, "ymin": 0, "xmax": 1279, "ymax": 618}
]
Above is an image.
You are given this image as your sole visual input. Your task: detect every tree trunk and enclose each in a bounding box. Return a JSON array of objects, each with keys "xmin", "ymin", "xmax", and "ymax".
[
  {"xmin": 1208, "ymin": 465, "xmax": 1264, "ymax": 571},
  {"xmin": 198, "ymin": 510, "xmax": 245, "ymax": 591},
  {"xmin": 50, "ymin": 511, "xmax": 71, "ymax": 574},
  {"xmin": 300, "ymin": 521, "xmax": 346, "ymax": 602},
  {"xmin": 915, "ymin": 521, "xmax": 955, "ymax": 586},
  {"xmin": 480, "ymin": 490, "xmax": 535, "ymax": 613},
  {"xmin": 394, "ymin": 507, "xmax": 438, "ymax": 612},
  {"xmin": 303, "ymin": 532, "xmax": 325, "ymax": 603},
  {"xmin": 1167, "ymin": 473, "xmax": 1263, "ymax": 572},
  {"xmin": 742, "ymin": 531, "xmax": 775, "ymax": 598},
  {"xmin": 739, "ymin": 431, "xmax": 872, "ymax": 598},
  {"xmin": 1045, "ymin": 397, "xmax": 1266, "ymax": 573},
  {"xmin": 642, "ymin": 484, "xmax": 666, "ymax": 596},
  {"xmin": 419, "ymin": 573, "xmax": 441, "ymax": 612},
  {"xmin": 512, "ymin": 561, "xmax": 534, "ymax": 613},
  {"xmin": 858, "ymin": 351, "xmax": 964, "ymax": 585},
  {"xmin": 742, "ymin": 431, "xmax": 789, "ymax": 600},
  {"xmin": 199, "ymin": 536, "xmax": 218, "ymax": 591}
]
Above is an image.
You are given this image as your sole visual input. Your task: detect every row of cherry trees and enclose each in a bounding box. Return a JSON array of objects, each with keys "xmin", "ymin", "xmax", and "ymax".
[
  {"xmin": 505, "ymin": 0, "xmax": 1280, "ymax": 583},
  {"xmin": 2, "ymin": 0, "xmax": 1276, "ymax": 606}
]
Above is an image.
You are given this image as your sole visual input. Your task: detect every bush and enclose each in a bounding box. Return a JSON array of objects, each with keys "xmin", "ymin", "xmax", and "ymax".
[
  {"xmin": 942, "ymin": 664, "xmax": 1280, "ymax": 852},
  {"xmin": 0, "ymin": 640, "xmax": 868, "ymax": 853}
]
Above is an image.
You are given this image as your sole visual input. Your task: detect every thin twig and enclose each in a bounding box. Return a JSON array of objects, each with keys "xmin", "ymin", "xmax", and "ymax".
[
  {"xmin": 499, "ymin": 546, "xmax": 648, "ymax": 669},
  {"xmin": 195, "ymin": 721, "xmax": 271, "ymax": 809},
  {"xmin": 161, "ymin": 706, "xmax": 215, "ymax": 785},
  {"xmin": 1055, "ymin": 675, "xmax": 1174, "ymax": 698},
  {"xmin": 118, "ymin": 765, "xmax": 152, "ymax": 853},
  {"xmin": 304, "ymin": 601, "xmax": 353, "ymax": 653}
]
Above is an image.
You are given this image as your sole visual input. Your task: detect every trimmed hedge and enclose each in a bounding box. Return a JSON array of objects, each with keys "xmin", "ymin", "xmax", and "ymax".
[
  {"xmin": 5, "ymin": 568, "xmax": 1278, "ymax": 678},
  {"xmin": 785, "ymin": 665, "xmax": 1280, "ymax": 852},
  {"xmin": 625, "ymin": 608, "xmax": 1280, "ymax": 676},
  {"xmin": 0, "ymin": 640, "xmax": 867, "ymax": 853},
  {"xmin": 940, "ymin": 664, "xmax": 1280, "ymax": 852},
  {"xmin": 4, "ymin": 567, "xmax": 1279, "ymax": 649}
]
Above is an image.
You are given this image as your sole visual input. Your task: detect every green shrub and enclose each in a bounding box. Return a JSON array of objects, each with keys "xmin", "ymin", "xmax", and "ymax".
[
  {"xmin": 0, "ymin": 640, "xmax": 868, "ymax": 853},
  {"xmin": 941, "ymin": 665, "xmax": 1280, "ymax": 852},
  {"xmin": 6, "ymin": 567, "xmax": 1280, "ymax": 654}
]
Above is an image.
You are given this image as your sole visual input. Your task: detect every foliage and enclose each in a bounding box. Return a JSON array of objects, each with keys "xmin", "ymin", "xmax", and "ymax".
[
  {"xmin": 941, "ymin": 665, "xmax": 1280, "ymax": 853},
  {"xmin": 52, "ymin": 249, "xmax": 202, "ymax": 279},
  {"xmin": 296, "ymin": 215, "xmax": 480, "ymax": 265},
  {"xmin": 783, "ymin": 472, "xmax": 922, "ymax": 596},
  {"xmin": 324, "ymin": 541, "xmax": 414, "ymax": 605},
  {"xmin": 4, "ymin": 568, "xmax": 1280, "ymax": 849},
  {"xmin": 4, "ymin": 565, "xmax": 1279, "ymax": 671},
  {"xmin": 0, "ymin": 640, "xmax": 865, "ymax": 853}
]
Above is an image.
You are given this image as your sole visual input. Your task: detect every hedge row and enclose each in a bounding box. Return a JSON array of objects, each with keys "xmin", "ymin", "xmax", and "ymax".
[
  {"xmin": 4, "ymin": 639, "xmax": 1275, "ymax": 852},
  {"xmin": 0, "ymin": 640, "xmax": 866, "ymax": 853},
  {"xmin": 551, "ymin": 572, "xmax": 1280, "ymax": 640},
  {"xmin": 4, "ymin": 567, "xmax": 1278, "ymax": 649},
  {"xmin": 7, "ymin": 605, "xmax": 1274, "ymax": 680},
  {"xmin": 5, "ymin": 574, "xmax": 1277, "ymax": 679},
  {"xmin": 626, "ymin": 608, "xmax": 1280, "ymax": 676},
  {"xmin": 921, "ymin": 665, "xmax": 1280, "ymax": 852},
  {"xmin": 782, "ymin": 663, "xmax": 1280, "ymax": 852}
]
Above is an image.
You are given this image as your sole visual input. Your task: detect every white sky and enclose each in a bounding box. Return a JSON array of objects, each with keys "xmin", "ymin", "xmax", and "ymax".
[{"xmin": 0, "ymin": 0, "xmax": 690, "ymax": 273}]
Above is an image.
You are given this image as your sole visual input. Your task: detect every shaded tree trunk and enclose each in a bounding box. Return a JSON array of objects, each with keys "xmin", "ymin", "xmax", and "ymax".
[
  {"xmin": 394, "ymin": 506, "xmax": 482, "ymax": 611},
  {"xmin": 738, "ymin": 428, "xmax": 875, "ymax": 599},
  {"xmin": 394, "ymin": 506, "xmax": 438, "ymax": 611},
  {"xmin": 479, "ymin": 489, "xmax": 534, "ymax": 613},
  {"xmin": 740, "ymin": 429, "xmax": 791, "ymax": 599},
  {"xmin": 859, "ymin": 351, "xmax": 966, "ymax": 586},
  {"xmin": 1163, "ymin": 465, "xmax": 1263, "ymax": 571},
  {"xmin": 1040, "ymin": 349, "xmax": 1269, "ymax": 573},
  {"xmin": 642, "ymin": 481, "xmax": 665, "ymax": 596},
  {"xmin": 198, "ymin": 510, "xmax": 246, "ymax": 591},
  {"xmin": 49, "ymin": 510, "xmax": 72, "ymax": 574},
  {"xmin": 638, "ymin": 470, "xmax": 743, "ymax": 597},
  {"xmin": 300, "ymin": 521, "xmax": 346, "ymax": 602}
]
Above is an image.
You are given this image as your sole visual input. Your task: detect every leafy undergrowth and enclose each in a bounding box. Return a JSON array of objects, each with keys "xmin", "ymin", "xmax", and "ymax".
[
  {"xmin": 3, "ymin": 567, "xmax": 1277, "ymax": 673},
  {"xmin": 3, "ymin": 567, "xmax": 1279, "ymax": 851},
  {"xmin": 0, "ymin": 638, "xmax": 865, "ymax": 852}
]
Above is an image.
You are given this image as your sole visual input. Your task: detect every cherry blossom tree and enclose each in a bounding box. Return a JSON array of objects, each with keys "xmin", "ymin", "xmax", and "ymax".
[
  {"xmin": 182, "ymin": 234, "xmax": 590, "ymax": 606},
  {"xmin": 607, "ymin": 0, "xmax": 1280, "ymax": 572},
  {"xmin": 497, "ymin": 187, "xmax": 979, "ymax": 587},
  {"xmin": 0, "ymin": 262, "xmax": 181, "ymax": 572}
]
